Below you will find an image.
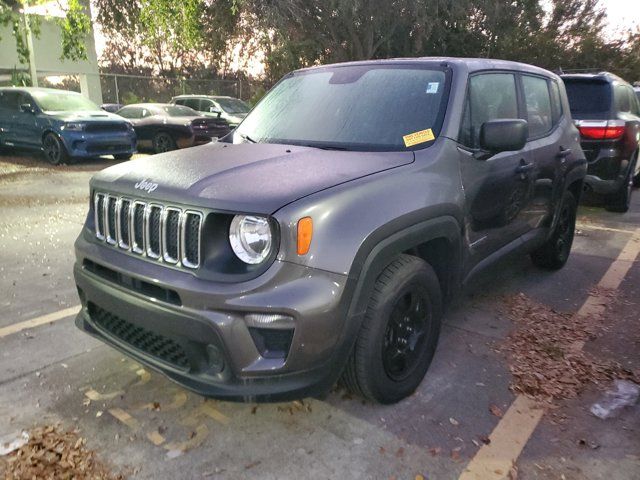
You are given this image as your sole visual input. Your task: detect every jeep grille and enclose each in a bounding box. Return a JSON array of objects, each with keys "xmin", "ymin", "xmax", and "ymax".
[{"xmin": 93, "ymin": 192, "xmax": 203, "ymax": 269}]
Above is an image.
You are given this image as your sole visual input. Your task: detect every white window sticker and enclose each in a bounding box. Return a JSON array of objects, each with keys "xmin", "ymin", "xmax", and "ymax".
[{"xmin": 426, "ymin": 82, "xmax": 440, "ymax": 94}]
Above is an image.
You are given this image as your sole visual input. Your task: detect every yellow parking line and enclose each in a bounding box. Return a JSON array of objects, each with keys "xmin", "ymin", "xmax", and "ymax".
[
  {"xmin": 109, "ymin": 408, "xmax": 140, "ymax": 429},
  {"xmin": 459, "ymin": 229, "xmax": 640, "ymax": 480},
  {"xmin": 0, "ymin": 306, "xmax": 80, "ymax": 338}
]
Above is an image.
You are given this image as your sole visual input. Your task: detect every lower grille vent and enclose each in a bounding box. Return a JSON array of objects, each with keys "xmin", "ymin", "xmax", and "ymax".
[{"xmin": 89, "ymin": 303, "xmax": 190, "ymax": 370}]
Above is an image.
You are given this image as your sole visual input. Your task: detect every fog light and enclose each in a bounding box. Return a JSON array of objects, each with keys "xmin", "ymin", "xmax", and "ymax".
[{"xmin": 248, "ymin": 327, "xmax": 294, "ymax": 360}]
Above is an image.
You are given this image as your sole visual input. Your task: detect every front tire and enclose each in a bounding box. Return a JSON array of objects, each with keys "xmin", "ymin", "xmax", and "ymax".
[
  {"xmin": 342, "ymin": 255, "xmax": 442, "ymax": 404},
  {"xmin": 42, "ymin": 133, "xmax": 69, "ymax": 165},
  {"xmin": 531, "ymin": 190, "xmax": 577, "ymax": 270},
  {"xmin": 153, "ymin": 132, "xmax": 176, "ymax": 154}
]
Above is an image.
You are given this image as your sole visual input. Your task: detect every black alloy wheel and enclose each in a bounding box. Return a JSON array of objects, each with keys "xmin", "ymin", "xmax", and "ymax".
[
  {"xmin": 42, "ymin": 133, "xmax": 69, "ymax": 165},
  {"xmin": 382, "ymin": 289, "xmax": 429, "ymax": 381},
  {"xmin": 153, "ymin": 132, "xmax": 177, "ymax": 154}
]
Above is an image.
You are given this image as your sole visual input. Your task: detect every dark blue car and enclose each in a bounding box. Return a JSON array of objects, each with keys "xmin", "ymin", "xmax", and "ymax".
[{"xmin": 0, "ymin": 87, "xmax": 136, "ymax": 165}]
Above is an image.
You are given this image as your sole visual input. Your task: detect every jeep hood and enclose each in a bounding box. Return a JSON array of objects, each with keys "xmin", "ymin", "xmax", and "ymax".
[{"xmin": 91, "ymin": 142, "xmax": 414, "ymax": 214}]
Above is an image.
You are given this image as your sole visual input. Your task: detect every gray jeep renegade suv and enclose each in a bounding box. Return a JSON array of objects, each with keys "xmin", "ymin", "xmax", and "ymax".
[{"xmin": 73, "ymin": 58, "xmax": 586, "ymax": 404}]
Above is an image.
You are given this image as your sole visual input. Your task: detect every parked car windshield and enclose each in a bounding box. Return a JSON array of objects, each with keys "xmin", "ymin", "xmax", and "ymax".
[
  {"xmin": 234, "ymin": 65, "xmax": 449, "ymax": 151},
  {"xmin": 160, "ymin": 105, "xmax": 198, "ymax": 117},
  {"xmin": 31, "ymin": 90, "xmax": 99, "ymax": 112},
  {"xmin": 563, "ymin": 79, "xmax": 611, "ymax": 117},
  {"xmin": 216, "ymin": 97, "xmax": 250, "ymax": 114}
]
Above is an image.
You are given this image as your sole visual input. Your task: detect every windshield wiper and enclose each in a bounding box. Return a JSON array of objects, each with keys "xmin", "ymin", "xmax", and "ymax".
[
  {"xmin": 306, "ymin": 144, "xmax": 350, "ymax": 151},
  {"xmin": 238, "ymin": 133, "xmax": 257, "ymax": 143}
]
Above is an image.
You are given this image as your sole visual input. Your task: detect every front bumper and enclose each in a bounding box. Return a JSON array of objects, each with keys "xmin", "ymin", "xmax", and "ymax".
[
  {"xmin": 61, "ymin": 130, "xmax": 137, "ymax": 158},
  {"xmin": 73, "ymin": 233, "xmax": 355, "ymax": 401}
]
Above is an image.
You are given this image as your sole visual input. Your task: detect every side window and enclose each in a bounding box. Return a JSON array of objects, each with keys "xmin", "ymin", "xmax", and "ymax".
[
  {"xmin": 201, "ymin": 99, "xmax": 215, "ymax": 112},
  {"xmin": 182, "ymin": 98, "xmax": 201, "ymax": 111},
  {"xmin": 625, "ymin": 87, "xmax": 640, "ymax": 116},
  {"xmin": 549, "ymin": 80, "xmax": 563, "ymax": 125},
  {"xmin": 118, "ymin": 107, "xmax": 141, "ymax": 119},
  {"xmin": 615, "ymin": 85, "xmax": 631, "ymax": 113},
  {"xmin": 17, "ymin": 93, "xmax": 35, "ymax": 110},
  {"xmin": 522, "ymin": 75, "xmax": 553, "ymax": 138},
  {"xmin": 0, "ymin": 91, "xmax": 20, "ymax": 112},
  {"xmin": 459, "ymin": 73, "xmax": 519, "ymax": 148}
]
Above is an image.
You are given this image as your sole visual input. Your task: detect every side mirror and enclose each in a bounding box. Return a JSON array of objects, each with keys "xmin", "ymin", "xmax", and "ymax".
[
  {"xmin": 209, "ymin": 106, "xmax": 222, "ymax": 117},
  {"xmin": 20, "ymin": 103, "xmax": 35, "ymax": 114},
  {"xmin": 478, "ymin": 119, "xmax": 528, "ymax": 158}
]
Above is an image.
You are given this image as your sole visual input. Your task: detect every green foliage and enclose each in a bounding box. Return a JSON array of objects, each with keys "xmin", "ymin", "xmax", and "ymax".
[
  {"xmin": 95, "ymin": 0, "xmax": 640, "ymax": 85},
  {"xmin": 10, "ymin": 66, "xmax": 31, "ymax": 86},
  {"xmin": 56, "ymin": 0, "xmax": 91, "ymax": 61}
]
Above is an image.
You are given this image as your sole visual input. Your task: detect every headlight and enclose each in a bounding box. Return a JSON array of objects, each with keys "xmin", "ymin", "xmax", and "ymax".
[
  {"xmin": 229, "ymin": 215, "xmax": 272, "ymax": 264},
  {"xmin": 63, "ymin": 122, "xmax": 86, "ymax": 132}
]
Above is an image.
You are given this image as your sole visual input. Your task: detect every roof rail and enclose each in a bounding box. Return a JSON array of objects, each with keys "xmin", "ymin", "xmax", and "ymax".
[{"xmin": 557, "ymin": 67, "xmax": 610, "ymax": 75}]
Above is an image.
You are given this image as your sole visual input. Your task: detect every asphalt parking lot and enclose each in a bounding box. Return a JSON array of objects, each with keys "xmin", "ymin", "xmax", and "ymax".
[{"xmin": 0, "ymin": 152, "xmax": 639, "ymax": 479}]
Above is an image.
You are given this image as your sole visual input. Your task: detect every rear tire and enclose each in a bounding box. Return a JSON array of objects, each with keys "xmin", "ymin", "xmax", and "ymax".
[
  {"xmin": 606, "ymin": 160, "xmax": 635, "ymax": 213},
  {"xmin": 342, "ymin": 254, "xmax": 442, "ymax": 404},
  {"xmin": 42, "ymin": 132, "xmax": 69, "ymax": 165},
  {"xmin": 531, "ymin": 191, "xmax": 577, "ymax": 270},
  {"xmin": 153, "ymin": 132, "xmax": 176, "ymax": 154}
]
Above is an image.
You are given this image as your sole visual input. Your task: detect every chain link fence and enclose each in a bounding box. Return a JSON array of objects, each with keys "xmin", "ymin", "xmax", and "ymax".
[
  {"xmin": 0, "ymin": 70, "xmax": 268, "ymax": 105},
  {"xmin": 99, "ymin": 74, "xmax": 243, "ymax": 105}
]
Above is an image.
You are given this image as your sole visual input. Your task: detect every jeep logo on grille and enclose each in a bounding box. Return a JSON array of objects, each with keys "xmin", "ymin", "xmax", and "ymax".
[{"xmin": 134, "ymin": 179, "xmax": 158, "ymax": 193}]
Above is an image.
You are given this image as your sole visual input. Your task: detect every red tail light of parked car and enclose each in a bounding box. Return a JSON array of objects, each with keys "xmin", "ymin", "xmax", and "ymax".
[{"xmin": 577, "ymin": 120, "xmax": 626, "ymax": 140}]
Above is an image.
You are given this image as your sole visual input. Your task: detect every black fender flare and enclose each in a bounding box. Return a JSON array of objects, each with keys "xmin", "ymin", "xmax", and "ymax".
[
  {"xmin": 322, "ymin": 214, "xmax": 462, "ymax": 385},
  {"xmin": 346, "ymin": 214, "xmax": 462, "ymax": 319}
]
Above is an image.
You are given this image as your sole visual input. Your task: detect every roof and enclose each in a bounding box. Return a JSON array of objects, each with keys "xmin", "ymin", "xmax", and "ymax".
[
  {"xmin": 294, "ymin": 56, "xmax": 556, "ymax": 78},
  {"xmin": 172, "ymin": 94, "xmax": 236, "ymax": 100},
  {"xmin": 560, "ymin": 71, "xmax": 629, "ymax": 85},
  {"xmin": 0, "ymin": 86, "xmax": 83, "ymax": 94},
  {"xmin": 120, "ymin": 103, "xmax": 174, "ymax": 108}
]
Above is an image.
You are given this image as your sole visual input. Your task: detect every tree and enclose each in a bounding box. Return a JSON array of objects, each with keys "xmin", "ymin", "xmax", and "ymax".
[{"xmin": 0, "ymin": 0, "xmax": 91, "ymax": 84}]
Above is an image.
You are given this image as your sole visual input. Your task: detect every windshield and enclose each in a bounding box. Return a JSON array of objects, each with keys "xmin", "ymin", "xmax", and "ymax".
[
  {"xmin": 216, "ymin": 97, "xmax": 250, "ymax": 114},
  {"xmin": 161, "ymin": 105, "xmax": 198, "ymax": 117},
  {"xmin": 234, "ymin": 65, "xmax": 449, "ymax": 151},
  {"xmin": 32, "ymin": 90, "xmax": 99, "ymax": 112}
]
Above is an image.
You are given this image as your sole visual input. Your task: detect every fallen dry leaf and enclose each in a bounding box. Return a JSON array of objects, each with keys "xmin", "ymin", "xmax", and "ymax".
[
  {"xmin": 500, "ymin": 294, "xmax": 637, "ymax": 402},
  {"xmin": 0, "ymin": 425, "xmax": 122, "ymax": 479},
  {"xmin": 489, "ymin": 405, "xmax": 503, "ymax": 417}
]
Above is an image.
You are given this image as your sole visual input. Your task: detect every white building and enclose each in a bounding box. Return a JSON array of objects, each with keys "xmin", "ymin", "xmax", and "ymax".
[{"xmin": 0, "ymin": 2, "xmax": 103, "ymax": 104}]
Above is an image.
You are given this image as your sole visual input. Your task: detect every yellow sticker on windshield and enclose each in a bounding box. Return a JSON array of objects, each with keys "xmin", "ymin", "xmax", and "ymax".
[{"xmin": 403, "ymin": 128, "xmax": 435, "ymax": 147}]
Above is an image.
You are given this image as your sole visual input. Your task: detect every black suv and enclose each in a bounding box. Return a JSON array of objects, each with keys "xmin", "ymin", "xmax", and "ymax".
[
  {"xmin": 562, "ymin": 72, "xmax": 640, "ymax": 212},
  {"xmin": 73, "ymin": 59, "xmax": 586, "ymax": 404}
]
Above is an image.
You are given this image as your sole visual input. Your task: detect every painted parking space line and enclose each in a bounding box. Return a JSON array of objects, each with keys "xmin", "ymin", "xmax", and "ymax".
[
  {"xmin": 575, "ymin": 222, "xmax": 637, "ymax": 235},
  {"xmin": 0, "ymin": 305, "xmax": 80, "ymax": 338},
  {"xmin": 459, "ymin": 228, "xmax": 640, "ymax": 480}
]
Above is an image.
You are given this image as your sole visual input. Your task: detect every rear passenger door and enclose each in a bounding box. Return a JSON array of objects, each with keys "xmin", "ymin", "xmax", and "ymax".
[
  {"xmin": 518, "ymin": 75, "xmax": 566, "ymax": 231},
  {"xmin": 458, "ymin": 72, "xmax": 536, "ymax": 267}
]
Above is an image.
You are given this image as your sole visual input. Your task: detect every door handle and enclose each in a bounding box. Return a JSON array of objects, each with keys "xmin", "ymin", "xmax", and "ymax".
[
  {"xmin": 558, "ymin": 147, "xmax": 572, "ymax": 159},
  {"xmin": 515, "ymin": 162, "xmax": 534, "ymax": 174}
]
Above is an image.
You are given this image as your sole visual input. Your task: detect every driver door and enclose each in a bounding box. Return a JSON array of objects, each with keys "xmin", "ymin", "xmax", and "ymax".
[{"xmin": 457, "ymin": 72, "xmax": 535, "ymax": 268}]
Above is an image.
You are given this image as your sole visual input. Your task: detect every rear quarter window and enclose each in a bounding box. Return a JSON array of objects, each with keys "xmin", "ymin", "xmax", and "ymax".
[{"xmin": 563, "ymin": 79, "xmax": 611, "ymax": 117}]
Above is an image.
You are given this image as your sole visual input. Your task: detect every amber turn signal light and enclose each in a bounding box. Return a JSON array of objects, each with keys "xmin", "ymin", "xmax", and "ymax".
[{"xmin": 297, "ymin": 217, "xmax": 313, "ymax": 255}]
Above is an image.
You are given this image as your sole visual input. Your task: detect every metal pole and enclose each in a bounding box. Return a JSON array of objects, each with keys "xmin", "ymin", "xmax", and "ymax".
[{"xmin": 114, "ymin": 75, "xmax": 120, "ymax": 104}]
